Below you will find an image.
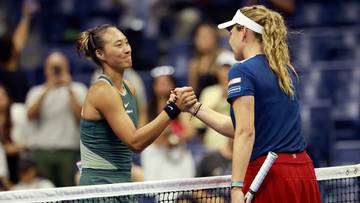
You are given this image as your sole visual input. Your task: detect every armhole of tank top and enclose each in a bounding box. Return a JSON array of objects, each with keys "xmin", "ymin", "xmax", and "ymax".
[
  {"xmin": 123, "ymin": 81, "xmax": 134, "ymax": 97},
  {"xmin": 97, "ymin": 77, "xmax": 113, "ymax": 86},
  {"xmin": 95, "ymin": 77, "xmax": 113, "ymax": 120}
]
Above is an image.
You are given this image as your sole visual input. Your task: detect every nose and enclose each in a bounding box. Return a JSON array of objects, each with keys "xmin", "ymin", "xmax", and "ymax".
[{"xmin": 124, "ymin": 44, "xmax": 131, "ymax": 54}]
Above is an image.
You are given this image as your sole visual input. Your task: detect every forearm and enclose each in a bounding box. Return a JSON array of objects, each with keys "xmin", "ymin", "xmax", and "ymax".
[
  {"xmin": 270, "ymin": 0, "xmax": 295, "ymax": 14},
  {"xmin": 132, "ymin": 111, "xmax": 171, "ymax": 151},
  {"xmin": 13, "ymin": 15, "xmax": 31, "ymax": 52},
  {"xmin": 231, "ymin": 130, "xmax": 255, "ymax": 182},
  {"xmin": 68, "ymin": 95, "xmax": 82, "ymax": 122},
  {"xmin": 137, "ymin": 107, "xmax": 148, "ymax": 128},
  {"xmin": 194, "ymin": 104, "xmax": 234, "ymax": 137},
  {"xmin": 27, "ymin": 94, "xmax": 46, "ymax": 120}
]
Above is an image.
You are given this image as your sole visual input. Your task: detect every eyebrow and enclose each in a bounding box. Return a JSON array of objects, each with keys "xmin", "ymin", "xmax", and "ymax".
[{"xmin": 114, "ymin": 38, "xmax": 127, "ymax": 44}]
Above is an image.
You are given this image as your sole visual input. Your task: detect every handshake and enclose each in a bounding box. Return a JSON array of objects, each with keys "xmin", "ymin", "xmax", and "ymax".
[{"xmin": 166, "ymin": 86, "xmax": 202, "ymax": 118}]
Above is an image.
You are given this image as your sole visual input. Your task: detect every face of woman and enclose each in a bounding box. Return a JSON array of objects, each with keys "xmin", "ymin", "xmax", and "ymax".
[
  {"xmin": 194, "ymin": 25, "xmax": 218, "ymax": 54},
  {"xmin": 0, "ymin": 86, "xmax": 10, "ymax": 112},
  {"xmin": 228, "ymin": 26, "xmax": 246, "ymax": 61},
  {"xmin": 153, "ymin": 76, "xmax": 175, "ymax": 98},
  {"xmin": 100, "ymin": 28, "xmax": 132, "ymax": 71}
]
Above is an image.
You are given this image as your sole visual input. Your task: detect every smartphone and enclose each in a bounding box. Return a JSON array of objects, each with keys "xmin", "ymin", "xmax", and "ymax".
[{"xmin": 53, "ymin": 65, "xmax": 61, "ymax": 77}]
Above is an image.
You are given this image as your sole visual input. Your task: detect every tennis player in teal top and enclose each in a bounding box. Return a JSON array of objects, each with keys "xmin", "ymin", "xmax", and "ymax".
[{"xmin": 75, "ymin": 24, "xmax": 197, "ymax": 186}]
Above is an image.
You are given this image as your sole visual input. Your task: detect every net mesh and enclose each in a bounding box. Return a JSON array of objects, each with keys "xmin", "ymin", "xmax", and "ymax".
[{"xmin": 0, "ymin": 164, "xmax": 358, "ymax": 203}]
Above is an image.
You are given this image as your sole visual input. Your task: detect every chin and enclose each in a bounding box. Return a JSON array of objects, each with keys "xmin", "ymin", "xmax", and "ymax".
[{"xmin": 124, "ymin": 62, "xmax": 132, "ymax": 69}]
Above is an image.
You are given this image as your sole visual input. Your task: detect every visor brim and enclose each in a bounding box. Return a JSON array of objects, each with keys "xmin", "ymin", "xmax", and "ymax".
[{"xmin": 217, "ymin": 21, "xmax": 236, "ymax": 29}]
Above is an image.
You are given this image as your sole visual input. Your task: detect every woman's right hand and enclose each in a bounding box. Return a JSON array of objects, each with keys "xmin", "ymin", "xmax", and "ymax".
[
  {"xmin": 173, "ymin": 87, "xmax": 198, "ymax": 112},
  {"xmin": 231, "ymin": 189, "xmax": 245, "ymax": 203}
]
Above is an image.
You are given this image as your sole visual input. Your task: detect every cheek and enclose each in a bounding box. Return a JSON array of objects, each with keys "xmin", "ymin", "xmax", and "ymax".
[{"xmin": 0, "ymin": 98, "xmax": 9, "ymax": 108}]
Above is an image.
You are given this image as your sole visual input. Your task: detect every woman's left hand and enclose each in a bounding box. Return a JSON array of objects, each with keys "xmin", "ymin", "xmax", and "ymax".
[
  {"xmin": 231, "ymin": 188, "xmax": 245, "ymax": 203},
  {"xmin": 173, "ymin": 86, "xmax": 198, "ymax": 112}
]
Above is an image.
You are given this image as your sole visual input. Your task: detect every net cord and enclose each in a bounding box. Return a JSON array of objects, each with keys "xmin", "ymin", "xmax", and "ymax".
[{"xmin": 0, "ymin": 164, "xmax": 358, "ymax": 203}]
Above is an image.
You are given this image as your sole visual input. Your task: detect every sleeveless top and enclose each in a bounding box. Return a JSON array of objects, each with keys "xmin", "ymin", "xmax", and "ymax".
[{"xmin": 79, "ymin": 74, "xmax": 138, "ymax": 182}]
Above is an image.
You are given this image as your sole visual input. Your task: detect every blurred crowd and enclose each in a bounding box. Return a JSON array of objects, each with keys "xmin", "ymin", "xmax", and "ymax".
[{"xmin": 1, "ymin": 0, "xmax": 359, "ymax": 191}]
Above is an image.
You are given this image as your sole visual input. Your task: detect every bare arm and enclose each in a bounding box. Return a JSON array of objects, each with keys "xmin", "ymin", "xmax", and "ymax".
[
  {"xmin": 68, "ymin": 89, "xmax": 82, "ymax": 122},
  {"xmin": 61, "ymin": 74, "xmax": 82, "ymax": 122},
  {"xmin": 174, "ymin": 87, "xmax": 234, "ymax": 137},
  {"xmin": 27, "ymin": 88, "xmax": 49, "ymax": 120},
  {"xmin": 231, "ymin": 96, "xmax": 255, "ymax": 182},
  {"xmin": 190, "ymin": 102, "xmax": 234, "ymax": 138},
  {"xmin": 270, "ymin": 0, "xmax": 295, "ymax": 14},
  {"xmin": 6, "ymin": 6, "xmax": 33, "ymax": 69},
  {"xmin": 93, "ymin": 84, "xmax": 195, "ymax": 152},
  {"xmin": 13, "ymin": 14, "xmax": 31, "ymax": 53}
]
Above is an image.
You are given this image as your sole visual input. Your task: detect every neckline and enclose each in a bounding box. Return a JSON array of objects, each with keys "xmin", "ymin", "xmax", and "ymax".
[
  {"xmin": 240, "ymin": 54, "xmax": 264, "ymax": 63},
  {"xmin": 99, "ymin": 74, "xmax": 127, "ymax": 96}
]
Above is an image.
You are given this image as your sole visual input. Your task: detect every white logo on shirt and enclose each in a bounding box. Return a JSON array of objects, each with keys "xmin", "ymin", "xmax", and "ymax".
[
  {"xmin": 228, "ymin": 86, "xmax": 241, "ymax": 94},
  {"xmin": 124, "ymin": 102, "xmax": 129, "ymax": 108},
  {"xmin": 228, "ymin": 77, "xmax": 241, "ymax": 86}
]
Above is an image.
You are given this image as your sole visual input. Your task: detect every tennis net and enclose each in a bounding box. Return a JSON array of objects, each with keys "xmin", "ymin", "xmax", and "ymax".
[{"xmin": 0, "ymin": 164, "xmax": 358, "ymax": 203}]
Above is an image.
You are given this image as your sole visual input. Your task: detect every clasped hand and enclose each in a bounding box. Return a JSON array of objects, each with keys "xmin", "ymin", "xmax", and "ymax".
[{"xmin": 168, "ymin": 86, "xmax": 200, "ymax": 114}]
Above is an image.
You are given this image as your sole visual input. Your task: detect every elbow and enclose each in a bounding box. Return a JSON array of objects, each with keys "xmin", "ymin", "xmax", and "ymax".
[
  {"xmin": 131, "ymin": 145, "xmax": 144, "ymax": 153},
  {"xmin": 27, "ymin": 111, "xmax": 36, "ymax": 120},
  {"xmin": 128, "ymin": 141, "xmax": 145, "ymax": 153},
  {"xmin": 235, "ymin": 127, "xmax": 255, "ymax": 138}
]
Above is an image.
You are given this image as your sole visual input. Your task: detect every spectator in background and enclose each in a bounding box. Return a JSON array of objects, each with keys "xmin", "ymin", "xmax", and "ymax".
[
  {"xmin": 141, "ymin": 66, "xmax": 196, "ymax": 181},
  {"xmin": 193, "ymin": 50, "xmax": 237, "ymax": 151},
  {"xmin": 245, "ymin": 0, "xmax": 295, "ymax": 15},
  {"xmin": 11, "ymin": 158, "xmax": 54, "ymax": 190},
  {"xmin": 0, "ymin": 84, "xmax": 26, "ymax": 184},
  {"xmin": 25, "ymin": 51, "xmax": 87, "ymax": 187},
  {"xmin": 188, "ymin": 23, "xmax": 221, "ymax": 96},
  {"xmin": 196, "ymin": 139, "xmax": 233, "ymax": 177},
  {"xmin": 0, "ymin": 142, "xmax": 9, "ymax": 191},
  {"xmin": 0, "ymin": 1, "xmax": 37, "ymax": 103}
]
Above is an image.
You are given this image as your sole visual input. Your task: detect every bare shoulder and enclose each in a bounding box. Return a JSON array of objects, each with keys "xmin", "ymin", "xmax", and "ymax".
[
  {"xmin": 88, "ymin": 81, "xmax": 122, "ymax": 106},
  {"xmin": 124, "ymin": 79, "xmax": 136, "ymax": 96}
]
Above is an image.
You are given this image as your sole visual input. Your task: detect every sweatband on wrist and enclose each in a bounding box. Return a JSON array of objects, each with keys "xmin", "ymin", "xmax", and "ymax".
[
  {"xmin": 231, "ymin": 181, "xmax": 244, "ymax": 189},
  {"xmin": 163, "ymin": 102, "xmax": 181, "ymax": 120}
]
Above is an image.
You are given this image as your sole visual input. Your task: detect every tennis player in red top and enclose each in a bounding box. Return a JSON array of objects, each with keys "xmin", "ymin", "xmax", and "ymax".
[{"xmin": 175, "ymin": 5, "xmax": 322, "ymax": 203}]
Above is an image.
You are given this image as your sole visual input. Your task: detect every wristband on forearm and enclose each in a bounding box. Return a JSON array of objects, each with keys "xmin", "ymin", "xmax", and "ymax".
[
  {"xmin": 190, "ymin": 102, "xmax": 202, "ymax": 120},
  {"xmin": 231, "ymin": 181, "xmax": 244, "ymax": 189},
  {"xmin": 193, "ymin": 103, "xmax": 202, "ymax": 116},
  {"xmin": 163, "ymin": 102, "xmax": 181, "ymax": 120}
]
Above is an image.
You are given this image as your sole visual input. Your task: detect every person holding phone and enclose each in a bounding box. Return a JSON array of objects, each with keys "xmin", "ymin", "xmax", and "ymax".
[{"xmin": 25, "ymin": 51, "xmax": 88, "ymax": 187}]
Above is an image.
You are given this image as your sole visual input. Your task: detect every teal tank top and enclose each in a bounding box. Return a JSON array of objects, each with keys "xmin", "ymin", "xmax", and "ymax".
[{"xmin": 79, "ymin": 74, "xmax": 138, "ymax": 184}]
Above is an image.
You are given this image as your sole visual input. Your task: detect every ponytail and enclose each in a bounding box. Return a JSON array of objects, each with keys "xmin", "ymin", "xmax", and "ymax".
[
  {"xmin": 241, "ymin": 6, "xmax": 296, "ymax": 97},
  {"xmin": 75, "ymin": 24, "xmax": 115, "ymax": 66}
]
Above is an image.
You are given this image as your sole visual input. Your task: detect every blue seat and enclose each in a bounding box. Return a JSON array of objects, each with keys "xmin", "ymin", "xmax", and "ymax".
[
  {"xmin": 166, "ymin": 38, "xmax": 192, "ymax": 81},
  {"xmin": 310, "ymin": 35, "xmax": 354, "ymax": 62},
  {"xmin": 332, "ymin": 101, "xmax": 360, "ymax": 140},
  {"xmin": 302, "ymin": 104, "xmax": 333, "ymax": 167},
  {"xmin": 331, "ymin": 140, "xmax": 360, "ymax": 165}
]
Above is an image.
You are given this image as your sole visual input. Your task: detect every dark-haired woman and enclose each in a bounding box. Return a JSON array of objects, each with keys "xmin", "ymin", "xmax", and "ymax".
[{"xmin": 76, "ymin": 25, "xmax": 197, "ymax": 185}]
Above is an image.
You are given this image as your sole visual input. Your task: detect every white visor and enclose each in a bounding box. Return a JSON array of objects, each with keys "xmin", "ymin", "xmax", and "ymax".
[{"xmin": 218, "ymin": 10, "xmax": 264, "ymax": 34}]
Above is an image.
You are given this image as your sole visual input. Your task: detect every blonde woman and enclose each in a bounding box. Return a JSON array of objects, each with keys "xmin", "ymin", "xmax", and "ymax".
[{"xmin": 176, "ymin": 5, "xmax": 321, "ymax": 203}]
